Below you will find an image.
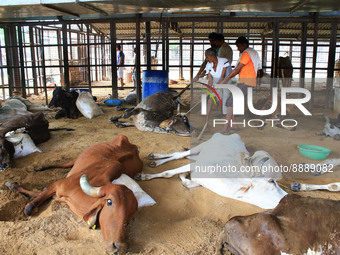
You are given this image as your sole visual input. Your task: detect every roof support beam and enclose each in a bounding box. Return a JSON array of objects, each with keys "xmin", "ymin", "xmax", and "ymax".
[
  {"xmin": 76, "ymin": 1, "xmax": 108, "ymax": 16},
  {"xmin": 290, "ymin": 0, "xmax": 309, "ymax": 14},
  {"xmin": 41, "ymin": 4, "xmax": 80, "ymax": 17}
]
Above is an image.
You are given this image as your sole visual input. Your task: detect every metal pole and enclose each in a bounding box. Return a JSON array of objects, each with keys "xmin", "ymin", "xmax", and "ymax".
[
  {"xmin": 29, "ymin": 26, "xmax": 38, "ymax": 95},
  {"xmin": 62, "ymin": 22, "xmax": 70, "ymax": 91},
  {"xmin": 86, "ymin": 24, "xmax": 91, "ymax": 92},
  {"xmin": 300, "ymin": 22, "xmax": 307, "ymax": 88},
  {"xmin": 326, "ymin": 21, "xmax": 337, "ymax": 109},
  {"xmin": 0, "ymin": 32, "xmax": 5, "ymax": 99},
  {"xmin": 165, "ymin": 19, "xmax": 169, "ymax": 72},
  {"xmin": 110, "ymin": 20, "xmax": 118, "ymax": 98},
  {"xmin": 179, "ymin": 35, "xmax": 183, "ymax": 80},
  {"xmin": 145, "ymin": 21, "xmax": 151, "ymax": 70},
  {"xmin": 271, "ymin": 20, "xmax": 280, "ymax": 91},
  {"xmin": 136, "ymin": 14, "xmax": 142, "ymax": 103},
  {"xmin": 311, "ymin": 14, "xmax": 319, "ymax": 108},
  {"xmin": 162, "ymin": 18, "xmax": 166, "ymax": 70},
  {"xmin": 40, "ymin": 26, "xmax": 48, "ymax": 105},
  {"xmin": 190, "ymin": 22, "xmax": 195, "ymax": 100},
  {"xmin": 17, "ymin": 25, "xmax": 26, "ymax": 98}
]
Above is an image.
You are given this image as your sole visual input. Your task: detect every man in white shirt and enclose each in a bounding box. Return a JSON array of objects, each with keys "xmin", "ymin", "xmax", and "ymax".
[
  {"xmin": 204, "ymin": 48, "xmax": 232, "ymax": 122},
  {"xmin": 193, "ymin": 33, "xmax": 233, "ymax": 82}
]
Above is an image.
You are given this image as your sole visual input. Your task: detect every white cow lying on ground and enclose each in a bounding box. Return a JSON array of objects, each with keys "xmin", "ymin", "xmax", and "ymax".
[
  {"xmin": 135, "ymin": 133, "xmax": 287, "ymax": 209},
  {"xmin": 11, "ymin": 96, "xmax": 51, "ymax": 112},
  {"xmin": 0, "ymin": 96, "xmax": 51, "ymax": 122}
]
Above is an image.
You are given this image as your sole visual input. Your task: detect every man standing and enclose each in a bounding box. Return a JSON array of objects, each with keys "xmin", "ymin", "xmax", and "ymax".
[
  {"xmin": 220, "ymin": 36, "xmax": 261, "ymax": 133},
  {"xmin": 131, "ymin": 47, "xmax": 137, "ymax": 92},
  {"xmin": 117, "ymin": 44, "xmax": 125, "ymax": 87},
  {"xmin": 193, "ymin": 33, "xmax": 233, "ymax": 82},
  {"xmin": 213, "ymin": 33, "xmax": 233, "ymax": 64}
]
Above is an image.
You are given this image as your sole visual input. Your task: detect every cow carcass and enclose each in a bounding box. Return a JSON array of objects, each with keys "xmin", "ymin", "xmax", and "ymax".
[
  {"xmin": 319, "ymin": 114, "xmax": 340, "ymax": 140},
  {"xmin": 135, "ymin": 133, "xmax": 287, "ymax": 209},
  {"xmin": 110, "ymin": 91, "xmax": 191, "ymax": 136},
  {"xmin": 215, "ymin": 194, "xmax": 340, "ymax": 255},
  {"xmin": 6, "ymin": 135, "xmax": 148, "ymax": 254},
  {"xmin": 48, "ymin": 87, "xmax": 82, "ymax": 119},
  {"xmin": 0, "ymin": 112, "xmax": 50, "ymax": 170},
  {"xmin": 277, "ymin": 56, "xmax": 293, "ymax": 88}
]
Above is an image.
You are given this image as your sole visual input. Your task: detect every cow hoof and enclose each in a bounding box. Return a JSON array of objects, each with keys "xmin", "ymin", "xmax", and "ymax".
[
  {"xmin": 134, "ymin": 173, "xmax": 142, "ymax": 181},
  {"xmin": 311, "ymin": 170, "xmax": 322, "ymax": 176},
  {"xmin": 24, "ymin": 202, "xmax": 36, "ymax": 216},
  {"xmin": 109, "ymin": 116, "xmax": 122, "ymax": 123},
  {"xmin": 333, "ymin": 134, "xmax": 340, "ymax": 140},
  {"xmin": 148, "ymin": 161, "xmax": 157, "ymax": 168},
  {"xmin": 290, "ymin": 182, "xmax": 301, "ymax": 192},
  {"xmin": 5, "ymin": 181, "xmax": 19, "ymax": 191},
  {"xmin": 147, "ymin": 153, "xmax": 155, "ymax": 160}
]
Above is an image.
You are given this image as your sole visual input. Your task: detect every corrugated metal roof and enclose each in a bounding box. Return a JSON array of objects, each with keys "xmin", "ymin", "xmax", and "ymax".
[
  {"xmin": 64, "ymin": 19, "xmax": 339, "ymax": 40},
  {"xmin": 0, "ymin": 1, "xmax": 339, "ymax": 41},
  {"xmin": 0, "ymin": 0, "xmax": 340, "ymax": 22}
]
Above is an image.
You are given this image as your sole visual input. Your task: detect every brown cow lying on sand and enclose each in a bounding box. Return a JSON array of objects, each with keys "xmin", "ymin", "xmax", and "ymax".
[
  {"xmin": 215, "ymin": 194, "xmax": 340, "ymax": 255},
  {"xmin": 6, "ymin": 135, "xmax": 143, "ymax": 255}
]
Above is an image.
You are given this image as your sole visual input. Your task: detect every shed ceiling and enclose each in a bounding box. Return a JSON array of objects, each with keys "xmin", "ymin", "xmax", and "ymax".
[
  {"xmin": 0, "ymin": 1, "xmax": 339, "ymax": 40},
  {"xmin": 0, "ymin": 0, "xmax": 340, "ymax": 22}
]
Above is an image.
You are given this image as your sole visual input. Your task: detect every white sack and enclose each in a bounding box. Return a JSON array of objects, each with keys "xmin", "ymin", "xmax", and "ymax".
[
  {"xmin": 112, "ymin": 174, "xmax": 156, "ymax": 208},
  {"xmin": 5, "ymin": 129, "xmax": 42, "ymax": 158},
  {"xmin": 76, "ymin": 92, "xmax": 103, "ymax": 119}
]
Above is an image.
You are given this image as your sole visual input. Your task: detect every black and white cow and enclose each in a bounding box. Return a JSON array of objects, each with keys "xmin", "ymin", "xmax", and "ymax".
[{"xmin": 49, "ymin": 87, "xmax": 81, "ymax": 119}]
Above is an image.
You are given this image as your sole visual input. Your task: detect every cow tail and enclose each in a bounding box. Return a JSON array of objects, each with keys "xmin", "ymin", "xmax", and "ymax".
[{"xmin": 49, "ymin": 128, "xmax": 76, "ymax": 132}]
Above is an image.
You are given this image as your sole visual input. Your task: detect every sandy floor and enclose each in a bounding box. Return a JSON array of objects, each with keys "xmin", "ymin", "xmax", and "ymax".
[{"xmin": 0, "ymin": 90, "xmax": 340, "ymax": 255}]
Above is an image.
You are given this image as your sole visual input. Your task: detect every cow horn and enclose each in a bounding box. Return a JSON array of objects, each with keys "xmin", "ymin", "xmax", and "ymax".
[{"xmin": 80, "ymin": 174, "xmax": 102, "ymax": 197}]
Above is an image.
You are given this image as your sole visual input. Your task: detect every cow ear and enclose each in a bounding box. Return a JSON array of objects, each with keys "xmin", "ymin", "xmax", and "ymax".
[
  {"xmin": 83, "ymin": 199, "xmax": 105, "ymax": 230},
  {"xmin": 116, "ymin": 151, "xmax": 135, "ymax": 162}
]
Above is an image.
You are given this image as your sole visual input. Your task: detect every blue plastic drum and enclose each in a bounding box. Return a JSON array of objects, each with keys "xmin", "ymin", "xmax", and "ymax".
[{"xmin": 142, "ymin": 70, "xmax": 168, "ymax": 100}]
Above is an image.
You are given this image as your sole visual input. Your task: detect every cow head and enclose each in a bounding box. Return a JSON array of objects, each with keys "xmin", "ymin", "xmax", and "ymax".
[
  {"xmin": 48, "ymin": 87, "xmax": 64, "ymax": 108},
  {"xmin": 80, "ymin": 174, "xmax": 138, "ymax": 254},
  {"xmin": 159, "ymin": 114, "xmax": 192, "ymax": 136},
  {"xmin": 0, "ymin": 137, "xmax": 15, "ymax": 170}
]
